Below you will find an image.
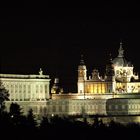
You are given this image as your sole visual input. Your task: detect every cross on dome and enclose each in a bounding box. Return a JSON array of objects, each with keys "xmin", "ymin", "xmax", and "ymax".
[
  {"xmin": 80, "ymin": 54, "xmax": 85, "ymax": 65},
  {"xmin": 118, "ymin": 42, "xmax": 124, "ymax": 57}
]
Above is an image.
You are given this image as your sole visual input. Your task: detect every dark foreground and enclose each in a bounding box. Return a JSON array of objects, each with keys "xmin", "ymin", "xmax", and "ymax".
[{"xmin": 0, "ymin": 111, "xmax": 140, "ymax": 140}]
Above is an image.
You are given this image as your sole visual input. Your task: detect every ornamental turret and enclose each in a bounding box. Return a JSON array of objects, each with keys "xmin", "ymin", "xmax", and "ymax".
[
  {"xmin": 78, "ymin": 55, "xmax": 87, "ymax": 81},
  {"xmin": 105, "ymin": 54, "xmax": 115, "ymax": 81},
  {"xmin": 105, "ymin": 54, "xmax": 116, "ymax": 93},
  {"xmin": 51, "ymin": 78, "xmax": 63, "ymax": 94},
  {"xmin": 77, "ymin": 55, "xmax": 87, "ymax": 93}
]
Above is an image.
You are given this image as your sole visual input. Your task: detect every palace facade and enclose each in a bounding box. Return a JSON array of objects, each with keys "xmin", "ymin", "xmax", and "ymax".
[{"xmin": 0, "ymin": 68, "xmax": 50, "ymax": 101}]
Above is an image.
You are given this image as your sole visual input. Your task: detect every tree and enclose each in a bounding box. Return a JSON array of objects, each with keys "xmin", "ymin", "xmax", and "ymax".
[
  {"xmin": 26, "ymin": 109, "xmax": 37, "ymax": 129},
  {"xmin": 93, "ymin": 115, "xmax": 100, "ymax": 128},
  {"xmin": 0, "ymin": 81, "xmax": 9, "ymax": 113},
  {"xmin": 9, "ymin": 102, "xmax": 22, "ymax": 117},
  {"xmin": 9, "ymin": 103, "xmax": 23, "ymax": 126},
  {"xmin": 40, "ymin": 116, "xmax": 50, "ymax": 129}
]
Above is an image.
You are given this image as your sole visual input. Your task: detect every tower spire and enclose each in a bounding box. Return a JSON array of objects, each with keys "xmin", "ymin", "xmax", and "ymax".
[
  {"xmin": 80, "ymin": 54, "xmax": 85, "ymax": 65},
  {"xmin": 118, "ymin": 42, "xmax": 124, "ymax": 57}
]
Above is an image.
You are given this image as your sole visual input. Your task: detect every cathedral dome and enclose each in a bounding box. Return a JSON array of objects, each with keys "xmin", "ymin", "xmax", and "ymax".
[
  {"xmin": 112, "ymin": 57, "xmax": 129, "ymax": 66},
  {"xmin": 112, "ymin": 42, "xmax": 132, "ymax": 67}
]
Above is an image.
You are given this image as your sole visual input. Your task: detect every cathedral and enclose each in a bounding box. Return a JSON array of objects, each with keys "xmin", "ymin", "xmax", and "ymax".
[
  {"xmin": 77, "ymin": 42, "xmax": 139, "ymax": 95},
  {"xmin": 1, "ymin": 42, "xmax": 140, "ymax": 123},
  {"xmin": 52, "ymin": 42, "xmax": 140, "ymax": 100}
]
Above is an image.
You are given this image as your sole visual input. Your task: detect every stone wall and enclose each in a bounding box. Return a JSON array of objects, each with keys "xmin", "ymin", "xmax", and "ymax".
[{"xmin": 5, "ymin": 98, "xmax": 140, "ymax": 120}]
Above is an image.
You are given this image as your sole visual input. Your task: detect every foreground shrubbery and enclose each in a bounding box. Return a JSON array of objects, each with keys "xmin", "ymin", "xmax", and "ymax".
[{"xmin": 0, "ymin": 105, "xmax": 140, "ymax": 140}]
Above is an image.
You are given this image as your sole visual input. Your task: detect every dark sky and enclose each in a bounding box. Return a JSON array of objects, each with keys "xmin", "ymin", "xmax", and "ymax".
[{"xmin": 0, "ymin": 4, "xmax": 140, "ymax": 92}]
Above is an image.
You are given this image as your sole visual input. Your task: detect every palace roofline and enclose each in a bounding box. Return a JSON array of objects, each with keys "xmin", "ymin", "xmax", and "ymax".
[{"xmin": 0, "ymin": 74, "xmax": 50, "ymax": 79}]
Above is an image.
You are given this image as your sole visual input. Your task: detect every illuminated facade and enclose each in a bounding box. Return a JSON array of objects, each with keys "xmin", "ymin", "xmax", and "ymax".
[
  {"xmin": 0, "ymin": 68, "xmax": 51, "ymax": 116},
  {"xmin": 0, "ymin": 69, "xmax": 50, "ymax": 101},
  {"xmin": 1, "ymin": 43, "xmax": 140, "ymax": 123},
  {"xmin": 77, "ymin": 42, "xmax": 140, "ymax": 95},
  {"xmin": 49, "ymin": 42, "xmax": 140, "ymax": 123}
]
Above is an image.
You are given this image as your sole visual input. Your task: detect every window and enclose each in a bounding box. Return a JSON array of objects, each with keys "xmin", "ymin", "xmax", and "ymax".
[
  {"xmin": 59, "ymin": 106, "xmax": 62, "ymax": 112},
  {"xmin": 44, "ymin": 107, "xmax": 47, "ymax": 114},
  {"xmin": 122, "ymin": 105, "xmax": 125, "ymax": 109},
  {"xmin": 40, "ymin": 106, "xmax": 43, "ymax": 114},
  {"xmin": 65, "ymin": 106, "xmax": 68, "ymax": 112},
  {"xmin": 109, "ymin": 105, "xmax": 112, "ymax": 110},
  {"xmin": 36, "ymin": 85, "xmax": 39, "ymax": 93},
  {"xmin": 95, "ymin": 105, "xmax": 98, "ymax": 110},
  {"xmin": 45, "ymin": 85, "xmax": 48, "ymax": 93},
  {"xmin": 115, "ymin": 105, "xmax": 118, "ymax": 110},
  {"xmin": 19, "ymin": 85, "xmax": 22, "ymax": 93},
  {"xmin": 40, "ymin": 85, "xmax": 43, "ymax": 93},
  {"xmin": 23, "ymin": 85, "xmax": 26, "ymax": 93},
  {"xmin": 52, "ymin": 106, "xmax": 56, "ymax": 112},
  {"xmin": 28, "ymin": 85, "xmax": 31, "ymax": 93},
  {"xmin": 11, "ymin": 85, "xmax": 13, "ymax": 89}
]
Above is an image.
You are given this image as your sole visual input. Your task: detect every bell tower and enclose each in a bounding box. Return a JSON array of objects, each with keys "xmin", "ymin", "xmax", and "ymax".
[
  {"xmin": 77, "ymin": 55, "xmax": 87, "ymax": 93},
  {"xmin": 105, "ymin": 54, "xmax": 116, "ymax": 93},
  {"xmin": 105, "ymin": 54, "xmax": 115, "ymax": 81}
]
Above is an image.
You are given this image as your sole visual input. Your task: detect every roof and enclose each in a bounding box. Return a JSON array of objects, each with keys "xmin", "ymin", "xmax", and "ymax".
[
  {"xmin": 112, "ymin": 42, "xmax": 132, "ymax": 67},
  {"xmin": 0, "ymin": 74, "xmax": 50, "ymax": 79},
  {"xmin": 112, "ymin": 57, "xmax": 131, "ymax": 67}
]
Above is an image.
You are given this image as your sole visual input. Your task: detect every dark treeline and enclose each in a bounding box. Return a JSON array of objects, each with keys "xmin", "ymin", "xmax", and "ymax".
[{"xmin": 0, "ymin": 103, "xmax": 140, "ymax": 140}]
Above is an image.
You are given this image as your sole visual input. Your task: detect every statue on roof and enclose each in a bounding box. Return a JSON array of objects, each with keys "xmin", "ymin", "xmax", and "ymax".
[{"xmin": 39, "ymin": 68, "xmax": 43, "ymax": 75}]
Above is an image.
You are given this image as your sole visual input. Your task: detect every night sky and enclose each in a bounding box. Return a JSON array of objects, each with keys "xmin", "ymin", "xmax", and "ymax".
[{"xmin": 0, "ymin": 4, "xmax": 140, "ymax": 92}]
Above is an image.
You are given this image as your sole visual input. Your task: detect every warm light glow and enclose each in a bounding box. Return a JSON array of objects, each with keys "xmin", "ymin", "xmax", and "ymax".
[
  {"xmin": 116, "ymin": 82, "xmax": 140, "ymax": 93},
  {"xmin": 102, "ymin": 84, "xmax": 105, "ymax": 93},
  {"xmin": 85, "ymin": 83, "xmax": 107, "ymax": 94},
  {"xmin": 94, "ymin": 84, "xmax": 97, "ymax": 93},
  {"xmin": 78, "ymin": 83, "xmax": 84, "ymax": 93},
  {"xmin": 90, "ymin": 84, "xmax": 93, "ymax": 93},
  {"xmin": 98, "ymin": 84, "xmax": 101, "ymax": 93}
]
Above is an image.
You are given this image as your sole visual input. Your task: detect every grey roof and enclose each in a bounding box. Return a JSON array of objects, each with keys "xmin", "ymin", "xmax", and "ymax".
[
  {"xmin": 112, "ymin": 57, "xmax": 130, "ymax": 66},
  {"xmin": 112, "ymin": 42, "xmax": 132, "ymax": 67}
]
